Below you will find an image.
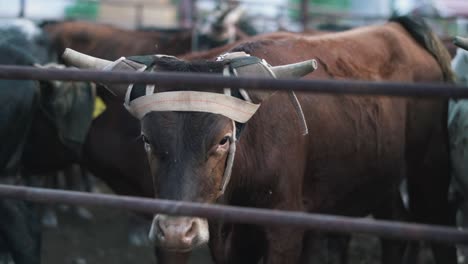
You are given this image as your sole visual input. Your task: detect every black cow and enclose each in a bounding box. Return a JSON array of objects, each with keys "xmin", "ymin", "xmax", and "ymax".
[{"xmin": 0, "ymin": 19, "xmax": 94, "ymax": 264}]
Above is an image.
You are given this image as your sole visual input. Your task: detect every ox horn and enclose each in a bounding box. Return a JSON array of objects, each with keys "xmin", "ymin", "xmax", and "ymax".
[
  {"xmin": 62, "ymin": 48, "xmax": 112, "ymax": 69},
  {"xmin": 454, "ymin": 36, "xmax": 468, "ymax": 51},
  {"xmin": 270, "ymin": 59, "xmax": 318, "ymax": 79}
]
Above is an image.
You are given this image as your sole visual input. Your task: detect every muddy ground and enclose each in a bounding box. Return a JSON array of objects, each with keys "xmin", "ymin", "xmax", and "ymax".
[
  {"xmin": 42, "ymin": 205, "xmax": 215, "ymax": 264},
  {"xmin": 41, "ymin": 183, "xmax": 437, "ymax": 264},
  {"xmin": 41, "ymin": 205, "xmax": 381, "ymax": 264}
]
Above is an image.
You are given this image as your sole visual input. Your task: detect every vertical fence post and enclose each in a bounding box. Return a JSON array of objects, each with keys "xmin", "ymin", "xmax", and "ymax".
[
  {"xmin": 179, "ymin": 0, "xmax": 195, "ymax": 28},
  {"xmin": 19, "ymin": 0, "xmax": 26, "ymax": 18},
  {"xmin": 301, "ymin": 0, "xmax": 309, "ymax": 30},
  {"xmin": 135, "ymin": 3, "xmax": 143, "ymax": 28}
]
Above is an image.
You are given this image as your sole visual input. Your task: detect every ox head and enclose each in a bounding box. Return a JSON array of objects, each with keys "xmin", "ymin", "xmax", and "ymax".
[{"xmin": 63, "ymin": 49, "xmax": 316, "ymax": 251}]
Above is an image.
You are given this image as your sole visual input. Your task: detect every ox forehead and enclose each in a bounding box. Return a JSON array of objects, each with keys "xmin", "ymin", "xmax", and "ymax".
[
  {"xmin": 62, "ymin": 48, "xmax": 316, "ymax": 126},
  {"xmin": 121, "ymin": 54, "xmax": 265, "ymax": 123}
]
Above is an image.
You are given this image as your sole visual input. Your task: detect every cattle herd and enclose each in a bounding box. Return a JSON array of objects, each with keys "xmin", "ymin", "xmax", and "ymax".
[{"xmin": 1, "ymin": 7, "xmax": 468, "ymax": 264}]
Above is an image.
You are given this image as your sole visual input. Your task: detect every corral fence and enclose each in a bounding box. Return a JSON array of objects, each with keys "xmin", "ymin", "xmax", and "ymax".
[{"xmin": 1, "ymin": 65, "xmax": 468, "ymax": 246}]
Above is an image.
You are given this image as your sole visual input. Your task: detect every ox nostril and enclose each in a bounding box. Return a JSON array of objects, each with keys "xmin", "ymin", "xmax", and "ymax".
[
  {"xmin": 184, "ymin": 220, "xmax": 198, "ymax": 240},
  {"xmin": 156, "ymin": 219, "xmax": 166, "ymax": 240},
  {"xmin": 151, "ymin": 216, "xmax": 207, "ymax": 250}
]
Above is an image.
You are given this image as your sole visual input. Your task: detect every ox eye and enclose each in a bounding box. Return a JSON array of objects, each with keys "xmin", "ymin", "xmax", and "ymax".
[{"xmin": 219, "ymin": 136, "xmax": 230, "ymax": 146}]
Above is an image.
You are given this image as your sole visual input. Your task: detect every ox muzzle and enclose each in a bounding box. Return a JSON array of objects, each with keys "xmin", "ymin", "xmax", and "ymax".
[{"xmin": 148, "ymin": 214, "xmax": 209, "ymax": 252}]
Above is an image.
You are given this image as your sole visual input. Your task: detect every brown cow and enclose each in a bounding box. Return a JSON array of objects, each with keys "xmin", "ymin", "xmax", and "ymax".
[
  {"xmin": 82, "ymin": 31, "xmax": 303, "ymax": 198},
  {"xmin": 43, "ymin": 6, "xmax": 249, "ymax": 61},
  {"xmin": 43, "ymin": 21, "xmax": 192, "ymax": 60},
  {"xmin": 64, "ymin": 16, "xmax": 455, "ymax": 264}
]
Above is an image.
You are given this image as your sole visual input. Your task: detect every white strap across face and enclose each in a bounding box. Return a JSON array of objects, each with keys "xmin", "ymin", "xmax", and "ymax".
[{"xmin": 125, "ymin": 91, "xmax": 260, "ymax": 123}]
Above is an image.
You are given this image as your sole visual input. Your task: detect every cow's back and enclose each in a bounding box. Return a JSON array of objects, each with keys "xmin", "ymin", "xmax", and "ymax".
[{"xmin": 228, "ymin": 16, "xmax": 451, "ymax": 214}]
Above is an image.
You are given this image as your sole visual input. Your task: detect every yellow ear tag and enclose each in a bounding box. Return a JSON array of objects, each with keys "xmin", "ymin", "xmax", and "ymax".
[{"xmin": 93, "ymin": 96, "xmax": 107, "ymax": 119}]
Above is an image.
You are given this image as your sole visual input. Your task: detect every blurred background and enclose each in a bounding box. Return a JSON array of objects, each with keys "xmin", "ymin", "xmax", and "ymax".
[
  {"xmin": 1, "ymin": 1, "xmax": 468, "ymax": 264},
  {"xmin": 1, "ymin": 0, "xmax": 467, "ymax": 36}
]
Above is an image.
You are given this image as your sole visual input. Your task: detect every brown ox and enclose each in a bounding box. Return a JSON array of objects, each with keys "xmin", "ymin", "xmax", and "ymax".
[
  {"xmin": 42, "ymin": 21, "xmax": 192, "ymax": 60},
  {"xmin": 82, "ymin": 31, "xmax": 303, "ymax": 198},
  {"xmin": 43, "ymin": 6, "xmax": 248, "ymax": 61},
  {"xmin": 64, "ymin": 16, "xmax": 455, "ymax": 264}
]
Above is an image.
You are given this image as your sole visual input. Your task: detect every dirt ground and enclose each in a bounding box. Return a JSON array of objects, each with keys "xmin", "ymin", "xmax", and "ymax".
[
  {"xmin": 40, "ymin": 205, "xmax": 408, "ymax": 264},
  {"xmin": 40, "ymin": 183, "xmax": 436, "ymax": 264},
  {"xmin": 41, "ymin": 199, "xmax": 212, "ymax": 264}
]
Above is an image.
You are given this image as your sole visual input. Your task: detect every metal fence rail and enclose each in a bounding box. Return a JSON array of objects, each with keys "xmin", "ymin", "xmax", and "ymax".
[
  {"xmin": 1, "ymin": 65, "xmax": 468, "ymax": 98},
  {"xmin": 1, "ymin": 65, "xmax": 467, "ymax": 246},
  {"xmin": 0, "ymin": 184, "xmax": 466, "ymax": 245}
]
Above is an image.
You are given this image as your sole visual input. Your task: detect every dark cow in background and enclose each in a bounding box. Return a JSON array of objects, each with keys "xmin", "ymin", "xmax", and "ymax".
[
  {"xmin": 0, "ymin": 21, "xmax": 43, "ymax": 264},
  {"xmin": 43, "ymin": 5, "xmax": 251, "ymax": 61},
  {"xmin": 0, "ymin": 19, "xmax": 95, "ymax": 264},
  {"xmin": 65, "ymin": 16, "xmax": 455, "ymax": 264}
]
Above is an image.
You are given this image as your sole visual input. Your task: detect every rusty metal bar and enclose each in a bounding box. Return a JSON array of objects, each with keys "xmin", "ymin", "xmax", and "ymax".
[
  {"xmin": 0, "ymin": 65, "xmax": 468, "ymax": 98},
  {"xmin": 0, "ymin": 184, "xmax": 466, "ymax": 245}
]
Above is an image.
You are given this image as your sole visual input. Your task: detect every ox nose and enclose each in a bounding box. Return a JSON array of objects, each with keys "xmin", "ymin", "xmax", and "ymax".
[{"xmin": 149, "ymin": 215, "xmax": 208, "ymax": 251}]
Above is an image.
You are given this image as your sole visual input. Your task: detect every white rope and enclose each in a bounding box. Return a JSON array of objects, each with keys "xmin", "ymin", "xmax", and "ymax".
[
  {"xmin": 219, "ymin": 120, "xmax": 237, "ymax": 195},
  {"xmin": 125, "ymin": 91, "xmax": 260, "ymax": 123}
]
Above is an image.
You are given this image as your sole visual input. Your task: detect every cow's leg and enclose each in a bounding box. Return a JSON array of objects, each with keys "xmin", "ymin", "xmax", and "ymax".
[
  {"xmin": 301, "ymin": 231, "xmax": 350, "ymax": 264},
  {"xmin": 373, "ymin": 190, "xmax": 408, "ymax": 264},
  {"xmin": 79, "ymin": 165, "xmax": 93, "ymax": 193},
  {"xmin": 326, "ymin": 234, "xmax": 350, "ymax": 264},
  {"xmin": 404, "ymin": 100, "xmax": 457, "ymax": 264},
  {"xmin": 209, "ymin": 221, "xmax": 265, "ymax": 264},
  {"xmin": 261, "ymin": 199, "xmax": 305, "ymax": 264},
  {"xmin": 64, "ymin": 165, "xmax": 93, "ymax": 220},
  {"xmin": 263, "ymin": 225, "xmax": 304, "ymax": 264},
  {"xmin": 0, "ymin": 200, "xmax": 41, "ymax": 264},
  {"xmin": 406, "ymin": 136, "xmax": 457, "ymax": 264}
]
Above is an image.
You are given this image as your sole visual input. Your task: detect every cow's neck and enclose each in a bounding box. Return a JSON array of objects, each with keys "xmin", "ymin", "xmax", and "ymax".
[{"xmin": 221, "ymin": 92, "xmax": 307, "ymax": 207}]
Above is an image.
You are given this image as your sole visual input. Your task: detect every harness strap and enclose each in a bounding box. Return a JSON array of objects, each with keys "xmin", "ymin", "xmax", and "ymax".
[
  {"xmin": 219, "ymin": 120, "xmax": 236, "ymax": 195},
  {"xmin": 216, "ymin": 52, "xmax": 310, "ymax": 196}
]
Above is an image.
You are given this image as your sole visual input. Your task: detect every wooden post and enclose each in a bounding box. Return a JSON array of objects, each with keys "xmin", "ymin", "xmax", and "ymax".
[
  {"xmin": 179, "ymin": 0, "xmax": 195, "ymax": 28},
  {"xmin": 135, "ymin": 3, "xmax": 143, "ymax": 28}
]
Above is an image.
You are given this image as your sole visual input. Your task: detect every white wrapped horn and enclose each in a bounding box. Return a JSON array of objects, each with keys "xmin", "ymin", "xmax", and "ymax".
[
  {"xmin": 223, "ymin": 6, "xmax": 245, "ymax": 26},
  {"xmin": 62, "ymin": 48, "xmax": 112, "ymax": 69},
  {"xmin": 454, "ymin": 36, "xmax": 468, "ymax": 51},
  {"xmin": 270, "ymin": 59, "xmax": 318, "ymax": 79}
]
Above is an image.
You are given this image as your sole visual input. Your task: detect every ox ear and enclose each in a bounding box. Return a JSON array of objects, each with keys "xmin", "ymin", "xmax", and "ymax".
[
  {"xmin": 247, "ymin": 59, "xmax": 318, "ymax": 103},
  {"xmin": 454, "ymin": 36, "xmax": 468, "ymax": 51},
  {"xmin": 62, "ymin": 48, "xmax": 145, "ymax": 99}
]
